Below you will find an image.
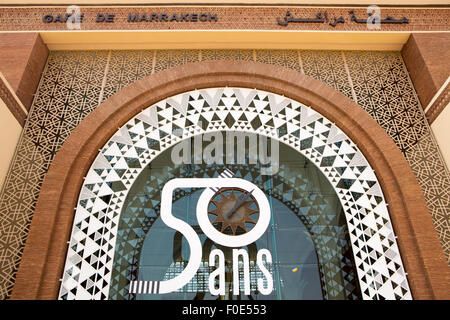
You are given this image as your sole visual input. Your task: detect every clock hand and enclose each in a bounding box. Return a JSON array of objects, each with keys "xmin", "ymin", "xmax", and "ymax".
[{"xmin": 225, "ymin": 189, "xmax": 254, "ymax": 219}]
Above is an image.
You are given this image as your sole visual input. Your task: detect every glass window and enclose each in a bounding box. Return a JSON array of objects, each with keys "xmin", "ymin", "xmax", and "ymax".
[{"xmin": 108, "ymin": 132, "xmax": 361, "ymax": 300}]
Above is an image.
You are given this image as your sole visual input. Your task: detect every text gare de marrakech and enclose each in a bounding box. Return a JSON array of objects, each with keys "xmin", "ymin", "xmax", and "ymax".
[{"xmin": 42, "ymin": 13, "xmax": 219, "ymax": 23}]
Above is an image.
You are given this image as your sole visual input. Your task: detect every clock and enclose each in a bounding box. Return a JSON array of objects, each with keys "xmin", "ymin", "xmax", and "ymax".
[{"xmin": 207, "ymin": 187, "xmax": 260, "ymax": 235}]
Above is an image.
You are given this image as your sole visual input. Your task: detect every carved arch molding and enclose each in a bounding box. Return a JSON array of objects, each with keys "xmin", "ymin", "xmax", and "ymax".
[{"xmin": 12, "ymin": 61, "xmax": 449, "ymax": 300}]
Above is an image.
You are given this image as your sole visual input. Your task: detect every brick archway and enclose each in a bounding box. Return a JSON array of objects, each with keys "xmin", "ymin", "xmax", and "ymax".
[{"xmin": 11, "ymin": 60, "xmax": 449, "ymax": 300}]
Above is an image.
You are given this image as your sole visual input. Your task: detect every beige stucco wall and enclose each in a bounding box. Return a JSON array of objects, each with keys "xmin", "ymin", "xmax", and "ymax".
[
  {"xmin": 0, "ymin": 97, "xmax": 22, "ymax": 191},
  {"xmin": 431, "ymin": 103, "xmax": 450, "ymax": 170}
]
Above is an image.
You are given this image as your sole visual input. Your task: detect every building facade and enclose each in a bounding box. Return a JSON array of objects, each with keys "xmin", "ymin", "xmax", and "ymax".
[{"xmin": 0, "ymin": 1, "xmax": 449, "ymax": 300}]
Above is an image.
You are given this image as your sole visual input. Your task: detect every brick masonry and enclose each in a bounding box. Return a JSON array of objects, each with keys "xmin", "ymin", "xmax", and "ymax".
[
  {"xmin": 0, "ymin": 6, "xmax": 449, "ymax": 32},
  {"xmin": 401, "ymin": 33, "xmax": 450, "ymax": 109},
  {"xmin": 0, "ymin": 33, "xmax": 48, "ymax": 110}
]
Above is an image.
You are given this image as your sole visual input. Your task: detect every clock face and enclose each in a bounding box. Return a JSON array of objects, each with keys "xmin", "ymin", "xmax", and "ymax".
[{"xmin": 207, "ymin": 187, "xmax": 260, "ymax": 236}]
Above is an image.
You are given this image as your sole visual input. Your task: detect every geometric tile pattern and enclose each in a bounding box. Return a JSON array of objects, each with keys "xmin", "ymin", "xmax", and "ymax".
[
  {"xmin": 255, "ymin": 50, "xmax": 302, "ymax": 74},
  {"xmin": 203, "ymin": 49, "xmax": 254, "ymax": 63},
  {"xmin": 0, "ymin": 51, "xmax": 109, "ymax": 300},
  {"xmin": 153, "ymin": 50, "xmax": 200, "ymax": 75},
  {"xmin": 0, "ymin": 49, "xmax": 448, "ymax": 300},
  {"xmin": 344, "ymin": 51, "xmax": 428, "ymax": 155},
  {"xmin": 101, "ymin": 50, "xmax": 155, "ymax": 103},
  {"xmin": 301, "ymin": 50, "xmax": 354, "ymax": 100},
  {"xmin": 58, "ymin": 88, "xmax": 412, "ymax": 300},
  {"xmin": 405, "ymin": 132, "xmax": 450, "ymax": 257},
  {"xmin": 344, "ymin": 51, "xmax": 450, "ymax": 265}
]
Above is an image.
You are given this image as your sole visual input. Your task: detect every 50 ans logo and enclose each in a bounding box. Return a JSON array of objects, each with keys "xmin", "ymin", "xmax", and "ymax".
[{"xmin": 129, "ymin": 171, "xmax": 274, "ymax": 297}]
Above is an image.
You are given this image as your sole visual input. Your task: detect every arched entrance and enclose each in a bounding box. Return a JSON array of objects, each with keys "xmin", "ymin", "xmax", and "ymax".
[
  {"xmin": 11, "ymin": 61, "xmax": 448, "ymax": 300},
  {"xmin": 58, "ymin": 87, "xmax": 409, "ymax": 300}
]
